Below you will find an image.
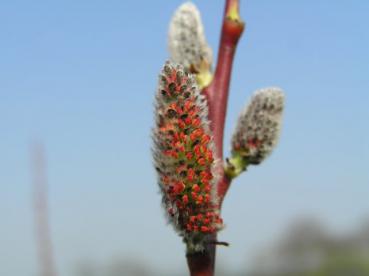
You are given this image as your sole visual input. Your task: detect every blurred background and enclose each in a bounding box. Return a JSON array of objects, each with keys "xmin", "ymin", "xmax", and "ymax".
[{"xmin": 1, "ymin": 0, "xmax": 368, "ymax": 275}]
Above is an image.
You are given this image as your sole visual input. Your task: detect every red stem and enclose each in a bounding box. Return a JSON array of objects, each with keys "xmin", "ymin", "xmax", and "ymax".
[
  {"xmin": 187, "ymin": 234, "xmax": 216, "ymax": 276},
  {"xmin": 187, "ymin": 0, "xmax": 244, "ymax": 275},
  {"xmin": 205, "ymin": 4, "xmax": 244, "ymax": 161},
  {"xmin": 204, "ymin": 0, "xmax": 244, "ymax": 202}
]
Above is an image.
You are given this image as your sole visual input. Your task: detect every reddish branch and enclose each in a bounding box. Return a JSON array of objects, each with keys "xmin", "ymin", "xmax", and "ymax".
[
  {"xmin": 31, "ymin": 144, "xmax": 58, "ymax": 276},
  {"xmin": 204, "ymin": 0, "xmax": 245, "ymax": 162},
  {"xmin": 186, "ymin": 0, "xmax": 245, "ymax": 275}
]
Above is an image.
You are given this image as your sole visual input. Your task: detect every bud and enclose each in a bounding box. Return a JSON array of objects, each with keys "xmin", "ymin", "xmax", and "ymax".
[
  {"xmin": 229, "ymin": 87, "xmax": 284, "ymax": 174},
  {"xmin": 168, "ymin": 2, "xmax": 213, "ymax": 89},
  {"xmin": 153, "ymin": 61, "xmax": 223, "ymax": 252}
]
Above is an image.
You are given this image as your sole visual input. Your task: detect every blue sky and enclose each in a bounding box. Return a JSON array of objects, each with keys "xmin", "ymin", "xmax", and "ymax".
[{"xmin": 1, "ymin": 0, "xmax": 368, "ymax": 275}]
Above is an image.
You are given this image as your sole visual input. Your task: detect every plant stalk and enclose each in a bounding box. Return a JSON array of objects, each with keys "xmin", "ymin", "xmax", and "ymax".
[{"xmin": 31, "ymin": 143, "xmax": 58, "ymax": 276}]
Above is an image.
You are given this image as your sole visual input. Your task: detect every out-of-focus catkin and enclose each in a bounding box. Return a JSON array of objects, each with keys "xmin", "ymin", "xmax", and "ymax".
[
  {"xmin": 152, "ymin": 61, "xmax": 223, "ymax": 252},
  {"xmin": 168, "ymin": 2, "xmax": 213, "ymax": 89}
]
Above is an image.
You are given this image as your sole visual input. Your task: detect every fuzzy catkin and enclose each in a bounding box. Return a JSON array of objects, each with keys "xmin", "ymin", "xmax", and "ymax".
[
  {"xmin": 153, "ymin": 61, "xmax": 223, "ymax": 252},
  {"xmin": 168, "ymin": 2, "xmax": 213, "ymax": 73},
  {"xmin": 231, "ymin": 87, "xmax": 284, "ymax": 165}
]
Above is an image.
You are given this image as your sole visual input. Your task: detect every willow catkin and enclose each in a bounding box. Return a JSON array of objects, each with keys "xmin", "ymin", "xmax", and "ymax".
[
  {"xmin": 153, "ymin": 61, "xmax": 223, "ymax": 252},
  {"xmin": 231, "ymin": 87, "xmax": 285, "ymax": 165}
]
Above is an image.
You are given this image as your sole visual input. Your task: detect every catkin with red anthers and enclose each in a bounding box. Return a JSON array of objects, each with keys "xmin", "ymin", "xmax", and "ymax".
[
  {"xmin": 152, "ymin": 61, "xmax": 223, "ymax": 252},
  {"xmin": 168, "ymin": 2, "xmax": 213, "ymax": 73},
  {"xmin": 231, "ymin": 87, "xmax": 285, "ymax": 165}
]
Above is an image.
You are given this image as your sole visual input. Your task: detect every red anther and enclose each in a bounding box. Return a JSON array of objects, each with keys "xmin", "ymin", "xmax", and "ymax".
[
  {"xmin": 172, "ymin": 135, "xmax": 179, "ymax": 144},
  {"xmin": 186, "ymin": 152, "xmax": 193, "ymax": 160},
  {"xmin": 193, "ymin": 118, "xmax": 201, "ymax": 127},
  {"xmin": 182, "ymin": 194, "xmax": 189, "ymax": 204},
  {"xmin": 201, "ymin": 134, "xmax": 211, "ymax": 144},
  {"xmin": 188, "ymin": 110, "xmax": 195, "ymax": 117},
  {"xmin": 179, "ymin": 132, "xmax": 186, "ymax": 141},
  {"xmin": 173, "ymin": 181, "xmax": 185, "ymax": 194},
  {"xmin": 201, "ymin": 226, "xmax": 209, "ymax": 233},
  {"xmin": 206, "ymin": 212, "xmax": 214, "ymax": 218},
  {"xmin": 178, "ymin": 120, "xmax": 185, "ymax": 129},
  {"xmin": 190, "ymin": 129, "xmax": 203, "ymax": 141},
  {"xmin": 200, "ymin": 171, "xmax": 208, "ymax": 179},
  {"xmin": 194, "ymin": 145, "xmax": 201, "ymax": 157},
  {"xmin": 176, "ymin": 165, "xmax": 184, "ymax": 174},
  {"xmin": 192, "ymin": 184, "xmax": 200, "ymax": 193},
  {"xmin": 206, "ymin": 150, "xmax": 213, "ymax": 161},
  {"xmin": 175, "ymin": 200, "xmax": 182, "ymax": 209},
  {"xmin": 168, "ymin": 102, "xmax": 177, "ymax": 111},
  {"xmin": 196, "ymin": 195, "xmax": 204, "ymax": 204},
  {"xmin": 187, "ymin": 168, "xmax": 195, "ymax": 181},
  {"xmin": 204, "ymin": 185, "xmax": 211, "ymax": 192},
  {"xmin": 176, "ymin": 105, "xmax": 183, "ymax": 114},
  {"xmin": 164, "ymin": 150, "xmax": 178, "ymax": 158},
  {"xmin": 200, "ymin": 171, "xmax": 210, "ymax": 180},
  {"xmin": 204, "ymin": 194, "xmax": 210, "ymax": 203},
  {"xmin": 201, "ymin": 178, "xmax": 209, "ymax": 186},
  {"xmin": 196, "ymin": 129, "xmax": 204, "ymax": 136},
  {"xmin": 184, "ymin": 100, "xmax": 192, "ymax": 111},
  {"xmin": 184, "ymin": 117, "xmax": 192, "ymax": 125},
  {"xmin": 197, "ymin": 158, "xmax": 206, "ymax": 166}
]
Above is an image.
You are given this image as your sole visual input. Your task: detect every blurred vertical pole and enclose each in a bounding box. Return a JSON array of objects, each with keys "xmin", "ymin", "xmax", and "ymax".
[{"xmin": 31, "ymin": 143, "xmax": 58, "ymax": 276}]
